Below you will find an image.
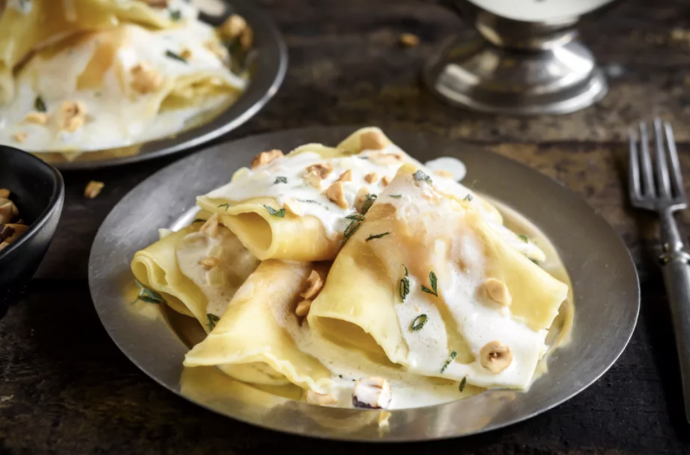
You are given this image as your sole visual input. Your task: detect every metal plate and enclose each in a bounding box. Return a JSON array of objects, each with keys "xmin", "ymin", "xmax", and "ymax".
[
  {"xmin": 89, "ymin": 127, "xmax": 639, "ymax": 441},
  {"xmin": 43, "ymin": 0, "xmax": 287, "ymax": 170}
]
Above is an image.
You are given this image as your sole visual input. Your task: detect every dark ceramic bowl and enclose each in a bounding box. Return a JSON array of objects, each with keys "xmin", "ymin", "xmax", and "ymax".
[{"xmin": 0, "ymin": 146, "xmax": 64, "ymax": 305}]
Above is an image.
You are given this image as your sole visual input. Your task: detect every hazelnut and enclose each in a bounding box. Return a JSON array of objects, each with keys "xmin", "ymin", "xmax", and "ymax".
[
  {"xmin": 399, "ymin": 33, "xmax": 420, "ymax": 47},
  {"xmin": 199, "ymin": 257, "xmax": 221, "ymax": 270},
  {"xmin": 24, "ymin": 112, "xmax": 49, "ymax": 125},
  {"xmin": 84, "ymin": 181, "xmax": 104, "ymax": 199},
  {"xmin": 251, "ymin": 149, "xmax": 283, "ymax": 169},
  {"xmin": 57, "ymin": 101, "xmax": 87, "ymax": 132},
  {"xmin": 0, "ymin": 189, "xmax": 9, "ymax": 198},
  {"xmin": 200, "ymin": 214, "xmax": 220, "ymax": 238},
  {"xmin": 354, "ymin": 187, "xmax": 370, "ymax": 212},
  {"xmin": 364, "ymin": 172, "xmax": 379, "ymax": 184},
  {"xmin": 435, "ymin": 170, "xmax": 454, "ymax": 178},
  {"xmin": 0, "ymin": 199, "xmax": 18, "ymax": 224},
  {"xmin": 295, "ymin": 299, "xmax": 312, "ymax": 317},
  {"xmin": 337, "ymin": 170, "xmax": 352, "ymax": 182},
  {"xmin": 283, "ymin": 198, "xmax": 303, "ymax": 216},
  {"xmin": 325, "ymin": 181, "xmax": 348, "ymax": 209},
  {"xmin": 180, "ymin": 48, "xmax": 192, "ymax": 60},
  {"xmin": 219, "ymin": 14, "xmax": 247, "ymax": 40},
  {"xmin": 130, "ymin": 64, "xmax": 163, "ymax": 94},
  {"xmin": 306, "ymin": 390, "xmax": 338, "ymax": 406},
  {"xmin": 304, "ymin": 170, "xmax": 323, "ymax": 189},
  {"xmin": 306, "ymin": 163, "xmax": 334, "ymax": 179},
  {"xmin": 300, "ymin": 270, "xmax": 324, "ymax": 299},
  {"xmin": 353, "ymin": 377, "xmax": 392, "ymax": 409},
  {"xmin": 484, "ymin": 278, "xmax": 511, "ymax": 306},
  {"xmin": 480, "ymin": 341, "xmax": 513, "ymax": 374},
  {"xmin": 369, "ymin": 151, "xmax": 404, "ymax": 165},
  {"xmin": 12, "ymin": 132, "xmax": 27, "ymax": 143},
  {"xmin": 240, "ymin": 26, "xmax": 253, "ymax": 50},
  {"xmin": 381, "ymin": 175, "xmax": 392, "ymax": 187},
  {"xmin": 360, "ymin": 130, "xmax": 388, "ymax": 151}
]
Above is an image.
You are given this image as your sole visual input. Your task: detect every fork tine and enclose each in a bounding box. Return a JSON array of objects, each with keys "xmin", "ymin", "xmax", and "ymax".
[
  {"xmin": 654, "ymin": 118, "xmax": 672, "ymax": 198},
  {"xmin": 629, "ymin": 127, "xmax": 641, "ymax": 199},
  {"xmin": 664, "ymin": 121, "xmax": 686, "ymax": 200},
  {"xmin": 639, "ymin": 122, "xmax": 656, "ymax": 197}
]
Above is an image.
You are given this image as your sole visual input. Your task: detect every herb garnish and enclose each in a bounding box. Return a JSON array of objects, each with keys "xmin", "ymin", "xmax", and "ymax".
[
  {"xmin": 274, "ymin": 176, "xmax": 288, "ymax": 184},
  {"xmin": 441, "ymin": 350, "xmax": 457, "ymax": 373},
  {"xmin": 459, "ymin": 377, "xmax": 467, "ymax": 392},
  {"xmin": 530, "ymin": 258, "xmax": 540, "ymax": 266},
  {"xmin": 218, "ymin": 203, "xmax": 231, "ymax": 211},
  {"xmin": 518, "ymin": 234, "xmax": 529, "ymax": 243},
  {"xmin": 413, "ymin": 170, "xmax": 432, "ymax": 183},
  {"xmin": 264, "ymin": 205, "xmax": 286, "ymax": 218},
  {"xmin": 134, "ymin": 280, "xmax": 165, "ymax": 304},
  {"xmin": 296, "ymin": 199, "xmax": 328, "ymax": 209},
  {"xmin": 365, "ymin": 232, "xmax": 390, "ymax": 242},
  {"xmin": 169, "ymin": 9, "xmax": 181, "ymax": 20},
  {"xmin": 165, "ymin": 50, "xmax": 187, "ymax": 63},
  {"xmin": 34, "ymin": 96, "xmax": 47, "ymax": 113},
  {"xmin": 346, "ymin": 214, "xmax": 365, "ymax": 221},
  {"xmin": 421, "ymin": 271, "xmax": 438, "ymax": 297},
  {"xmin": 192, "ymin": 218, "xmax": 206, "ymax": 223},
  {"xmin": 389, "ymin": 194, "xmax": 402, "ymax": 198},
  {"xmin": 463, "ymin": 194, "xmax": 473, "ymax": 202},
  {"xmin": 399, "ymin": 264, "xmax": 410, "ymax": 302},
  {"xmin": 206, "ymin": 313, "xmax": 220, "ymax": 331},
  {"xmin": 360, "ymin": 194, "xmax": 377, "ymax": 215},
  {"xmin": 410, "ymin": 314, "xmax": 428, "ymax": 331},
  {"xmin": 358, "ymin": 156, "xmax": 369, "ymax": 160}
]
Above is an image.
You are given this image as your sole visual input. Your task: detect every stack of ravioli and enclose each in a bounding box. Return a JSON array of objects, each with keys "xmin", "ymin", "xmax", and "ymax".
[{"xmin": 131, "ymin": 127, "xmax": 570, "ymax": 410}]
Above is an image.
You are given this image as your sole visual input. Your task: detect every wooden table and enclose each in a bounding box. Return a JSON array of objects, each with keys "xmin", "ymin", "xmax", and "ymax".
[{"xmin": 3, "ymin": 0, "xmax": 690, "ymax": 453}]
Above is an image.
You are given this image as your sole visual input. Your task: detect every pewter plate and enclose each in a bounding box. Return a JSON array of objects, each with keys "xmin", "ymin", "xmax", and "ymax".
[
  {"xmin": 44, "ymin": 0, "xmax": 287, "ymax": 170},
  {"xmin": 88, "ymin": 127, "xmax": 639, "ymax": 441}
]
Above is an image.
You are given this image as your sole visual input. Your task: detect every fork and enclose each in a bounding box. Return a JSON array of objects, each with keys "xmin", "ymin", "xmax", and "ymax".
[{"xmin": 630, "ymin": 118, "xmax": 690, "ymax": 423}]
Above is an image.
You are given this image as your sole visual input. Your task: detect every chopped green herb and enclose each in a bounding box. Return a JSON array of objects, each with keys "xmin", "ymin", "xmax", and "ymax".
[
  {"xmin": 206, "ymin": 313, "xmax": 220, "ymax": 331},
  {"xmin": 365, "ymin": 232, "xmax": 390, "ymax": 242},
  {"xmin": 218, "ymin": 203, "xmax": 231, "ymax": 211},
  {"xmin": 413, "ymin": 170, "xmax": 432, "ymax": 183},
  {"xmin": 421, "ymin": 271, "xmax": 438, "ymax": 297},
  {"xmin": 459, "ymin": 377, "xmax": 467, "ymax": 392},
  {"xmin": 410, "ymin": 314, "xmax": 428, "ymax": 331},
  {"xmin": 389, "ymin": 194, "xmax": 402, "ymax": 198},
  {"xmin": 338, "ymin": 374, "xmax": 343, "ymax": 378},
  {"xmin": 441, "ymin": 350, "xmax": 457, "ymax": 373},
  {"xmin": 274, "ymin": 176, "xmax": 288, "ymax": 184},
  {"xmin": 360, "ymin": 194, "xmax": 377, "ymax": 215},
  {"xmin": 518, "ymin": 234, "xmax": 529, "ymax": 243},
  {"xmin": 358, "ymin": 156, "xmax": 369, "ymax": 160},
  {"xmin": 264, "ymin": 205, "xmax": 286, "ymax": 218},
  {"xmin": 134, "ymin": 280, "xmax": 165, "ymax": 304},
  {"xmin": 192, "ymin": 218, "xmax": 206, "ymax": 224},
  {"xmin": 339, "ymin": 217, "xmax": 362, "ymax": 247},
  {"xmin": 34, "ymin": 96, "xmax": 47, "ymax": 113},
  {"xmin": 463, "ymin": 194, "xmax": 474, "ymax": 202},
  {"xmin": 530, "ymin": 258, "xmax": 540, "ymax": 266},
  {"xmin": 169, "ymin": 9, "xmax": 181, "ymax": 20},
  {"xmin": 346, "ymin": 214, "xmax": 365, "ymax": 221},
  {"xmin": 399, "ymin": 264, "xmax": 410, "ymax": 302},
  {"xmin": 296, "ymin": 199, "xmax": 328, "ymax": 209},
  {"xmin": 165, "ymin": 50, "xmax": 187, "ymax": 63}
]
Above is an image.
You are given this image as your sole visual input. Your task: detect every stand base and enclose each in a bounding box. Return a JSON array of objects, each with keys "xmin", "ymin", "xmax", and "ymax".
[{"xmin": 423, "ymin": 35, "xmax": 608, "ymax": 115}]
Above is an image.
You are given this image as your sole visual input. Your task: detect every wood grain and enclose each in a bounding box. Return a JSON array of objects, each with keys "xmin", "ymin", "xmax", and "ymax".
[{"xmin": 3, "ymin": 0, "xmax": 690, "ymax": 453}]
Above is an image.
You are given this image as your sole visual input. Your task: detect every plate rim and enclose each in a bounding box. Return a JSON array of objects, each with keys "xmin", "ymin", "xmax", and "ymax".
[{"xmin": 88, "ymin": 126, "xmax": 640, "ymax": 441}]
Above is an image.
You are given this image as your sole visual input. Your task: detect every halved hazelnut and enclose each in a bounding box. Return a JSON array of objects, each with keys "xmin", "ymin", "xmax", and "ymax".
[
  {"xmin": 304, "ymin": 170, "xmax": 323, "ymax": 189},
  {"xmin": 130, "ymin": 64, "xmax": 163, "ymax": 94},
  {"xmin": 24, "ymin": 112, "xmax": 49, "ymax": 125},
  {"xmin": 251, "ymin": 149, "xmax": 283, "ymax": 169},
  {"xmin": 325, "ymin": 181, "xmax": 348, "ymax": 209},
  {"xmin": 484, "ymin": 278, "xmax": 511, "ymax": 306},
  {"xmin": 364, "ymin": 172, "xmax": 379, "ymax": 184},
  {"xmin": 200, "ymin": 214, "xmax": 220, "ymax": 238},
  {"xmin": 283, "ymin": 198, "xmax": 303, "ymax": 216},
  {"xmin": 360, "ymin": 130, "xmax": 388, "ymax": 151},
  {"xmin": 381, "ymin": 175, "xmax": 392, "ymax": 187},
  {"xmin": 435, "ymin": 170, "xmax": 453, "ymax": 178},
  {"xmin": 369, "ymin": 151, "xmax": 404, "ymax": 165},
  {"xmin": 354, "ymin": 187, "xmax": 370, "ymax": 212},
  {"xmin": 301, "ymin": 270, "xmax": 324, "ymax": 299},
  {"xmin": 295, "ymin": 299, "xmax": 312, "ymax": 317},
  {"xmin": 306, "ymin": 390, "xmax": 338, "ymax": 406},
  {"xmin": 84, "ymin": 181, "xmax": 104, "ymax": 199},
  {"xmin": 58, "ymin": 101, "xmax": 87, "ymax": 132},
  {"xmin": 480, "ymin": 341, "xmax": 513, "ymax": 374},
  {"xmin": 353, "ymin": 377, "xmax": 392, "ymax": 409},
  {"xmin": 306, "ymin": 163, "xmax": 334, "ymax": 179},
  {"xmin": 219, "ymin": 14, "xmax": 247, "ymax": 40},
  {"xmin": 13, "ymin": 132, "xmax": 27, "ymax": 143},
  {"xmin": 337, "ymin": 170, "xmax": 352, "ymax": 182},
  {"xmin": 199, "ymin": 257, "xmax": 221, "ymax": 270}
]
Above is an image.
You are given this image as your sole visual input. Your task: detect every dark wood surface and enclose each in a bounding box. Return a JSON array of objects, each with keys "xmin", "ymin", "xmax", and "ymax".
[{"xmin": 3, "ymin": 0, "xmax": 690, "ymax": 453}]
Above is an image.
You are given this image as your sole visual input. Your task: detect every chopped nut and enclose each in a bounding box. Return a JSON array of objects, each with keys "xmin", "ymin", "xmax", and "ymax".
[
  {"xmin": 240, "ymin": 27, "xmax": 253, "ymax": 50},
  {"xmin": 325, "ymin": 181, "xmax": 348, "ymax": 209},
  {"xmin": 306, "ymin": 163, "xmax": 334, "ymax": 179},
  {"xmin": 130, "ymin": 64, "xmax": 163, "ymax": 94},
  {"xmin": 400, "ymin": 33, "xmax": 420, "ymax": 47},
  {"xmin": 381, "ymin": 175, "xmax": 392, "ymax": 187},
  {"xmin": 251, "ymin": 149, "xmax": 283, "ymax": 169},
  {"xmin": 360, "ymin": 130, "xmax": 388, "ymax": 151},
  {"xmin": 337, "ymin": 170, "xmax": 352, "ymax": 182},
  {"xmin": 295, "ymin": 299, "xmax": 312, "ymax": 317},
  {"xmin": 364, "ymin": 172, "xmax": 379, "ymax": 184},
  {"xmin": 485, "ymin": 278, "xmax": 512, "ymax": 306},
  {"xmin": 378, "ymin": 411, "xmax": 392, "ymax": 428},
  {"xmin": 353, "ymin": 377, "xmax": 392, "ymax": 409},
  {"xmin": 354, "ymin": 187, "xmax": 370, "ymax": 212},
  {"xmin": 435, "ymin": 170, "xmax": 454, "ymax": 178},
  {"xmin": 306, "ymin": 390, "xmax": 338, "ymax": 406},
  {"xmin": 200, "ymin": 213, "xmax": 221, "ymax": 238},
  {"xmin": 12, "ymin": 132, "xmax": 27, "ymax": 143},
  {"xmin": 180, "ymin": 48, "xmax": 192, "ymax": 60},
  {"xmin": 304, "ymin": 170, "xmax": 323, "ymax": 189},
  {"xmin": 24, "ymin": 112, "xmax": 49, "ymax": 125},
  {"xmin": 301, "ymin": 270, "xmax": 324, "ymax": 299},
  {"xmin": 0, "ymin": 199, "xmax": 18, "ymax": 224},
  {"xmin": 57, "ymin": 101, "xmax": 87, "ymax": 132},
  {"xmin": 480, "ymin": 341, "xmax": 513, "ymax": 374},
  {"xmin": 283, "ymin": 198, "xmax": 303, "ymax": 216},
  {"xmin": 369, "ymin": 151, "xmax": 404, "ymax": 165},
  {"xmin": 204, "ymin": 40, "xmax": 230, "ymax": 63},
  {"xmin": 219, "ymin": 14, "xmax": 247, "ymax": 40},
  {"xmin": 199, "ymin": 257, "xmax": 221, "ymax": 270},
  {"xmin": 0, "ymin": 189, "xmax": 9, "ymax": 199},
  {"xmin": 84, "ymin": 181, "xmax": 104, "ymax": 199}
]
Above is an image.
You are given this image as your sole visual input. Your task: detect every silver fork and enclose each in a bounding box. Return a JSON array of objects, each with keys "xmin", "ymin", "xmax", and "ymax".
[{"xmin": 630, "ymin": 118, "xmax": 690, "ymax": 423}]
